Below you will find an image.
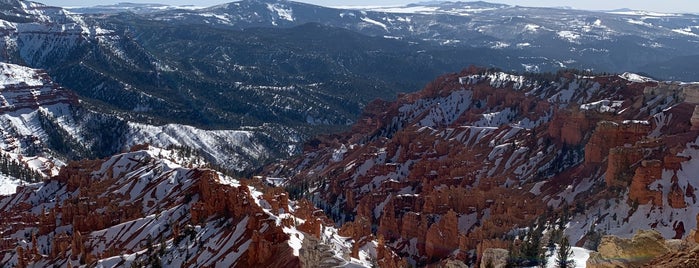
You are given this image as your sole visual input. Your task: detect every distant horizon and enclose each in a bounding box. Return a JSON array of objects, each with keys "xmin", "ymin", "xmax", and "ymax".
[{"xmin": 39, "ymin": 0, "xmax": 699, "ymax": 14}]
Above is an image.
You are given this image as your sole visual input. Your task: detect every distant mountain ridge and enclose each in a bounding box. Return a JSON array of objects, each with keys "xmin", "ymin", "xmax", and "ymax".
[
  {"xmin": 67, "ymin": 2, "xmax": 202, "ymax": 14},
  {"xmin": 126, "ymin": 0, "xmax": 699, "ymax": 80}
]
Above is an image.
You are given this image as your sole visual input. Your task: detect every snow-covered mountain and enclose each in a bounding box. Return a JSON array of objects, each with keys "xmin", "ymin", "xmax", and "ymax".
[
  {"xmin": 2, "ymin": 0, "xmax": 699, "ymax": 178},
  {"xmin": 138, "ymin": 0, "xmax": 699, "ymax": 80},
  {"xmin": 264, "ymin": 67, "xmax": 699, "ymax": 266},
  {"xmin": 66, "ymin": 3, "xmax": 203, "ymax": 14},
  {"xmin": 2, "ymin": 1, "xmax": 699, "ymax": 267},
  {"xmin": 0, "ymin": 61, "xmax": 281, "ymax": 179}
]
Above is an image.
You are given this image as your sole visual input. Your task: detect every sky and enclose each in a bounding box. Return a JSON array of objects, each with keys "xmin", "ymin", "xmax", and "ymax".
[{"xmin": 41, "ymin": 0, "xmax": 699, "ymax": 14}]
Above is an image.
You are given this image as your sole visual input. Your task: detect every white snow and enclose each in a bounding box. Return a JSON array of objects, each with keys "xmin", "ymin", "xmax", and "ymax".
[
  {"xmin": 672, "ymin": 27, "xmax": 699, "ymax": 37},
  {"xmin": 342, "ymin": 4, "xmax": 504, "ymax": 15},
  {"xmin": 284, "ymin": 226, "xmax": 305, "ymax": 256},
  {"xmin": 620, "ymin": 72, "xmax": 656, "ymax": 83},
  {"xmin": 332, "ymin": 144, "xmax": 348, "ymax": 162},
  {"xmin": 0, "ymin": 63, "xmax": 46, "ymax": 89},
  {"xmin": 579, "ymin": 100, "xmax": 624, "ymax": 113},
  {"xmin": 266, "ymin": 3, "xmax": 295, "ymax": 21},
  {"xmin": 517, "ymin": 42, "xmax": 532, "ymax": 48},
  {"xmin": 126, "ymin": 122, "xmax": 265, "ymax": 171},
  {"xmin": 626, "ymin": 18, "xmax": 653, "ymax": 27},
  {"xmin": 461, "ymin": 72, "xmax": 530, "ymax": 90},
  {"xmin": 524, "ymin": 24, "xmax": 541, "ymax": 32},
  {"xmin": 607, "ymin": 10, "xmax": 682, "ymax": 17},
  {"xmin": 0, "ymin": 175, "xmax": 22, "ymax": 195},
  {"xmin": 360, "ymin": 17, "xmax": 388, "ymax": 31},
  {"xmin": 350, "ymin": 6, "xmax": 438, "ymax": 14},
  {"xmin": 557, "ymin": 31, "xmax": 581, "ymax": 43},
  {"xmin": 543, "ymin": 245, "xmax": 592, "ymax": 268},
  {"xmin": 491, "ymin": 41, "xmax": 510, "ymax": 49},
  {"xmin": 529, "ymin": 181, "xmax": 546, "ymax": 195}
]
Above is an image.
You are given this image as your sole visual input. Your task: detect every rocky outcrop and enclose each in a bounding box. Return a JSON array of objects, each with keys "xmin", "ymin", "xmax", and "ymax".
[
  {"xmin": 643, "ymin": 218, "xmax": 699, "ymax": 268},
  {"xmin": 586, "ymin": 121, "xmax": 651, "ymax": 165},
  {"xmin": 587, "ymin": 230, "xmax": 671, "ymax": 268},
  {"xmin": 691, "ymin": 106, "xmax": 699, "ymax": 131},
  {"xmin": 480, "ymin": 248, "xmax": 508, "ymax": 268},
  {"xmin": 548, "ymin": 108, "xmax": 591, "ymax": 145},
  {"xmin": 645, "ymin": 246, "xmax": 699, "ymax": 268},
  {"xmin": 339, "ymin": 216, "xmax": 373, "ymax": 258},
  {"xmin": 425, "ymin": 210, "xmax": 460, "ymax": 260},
  {"xmin": 628, "ymin": 160, "xmax": 663, "ymax": 206},
  {"xmin": 376, "ymin": 234, "xmax": 410, "ymax": 268},
  {"xmin": 604, "ymin": 147, "xmax": 644, "ymax": 189},
  {"xmin": 298, "ymin": 236, "xmax": 346, "ymax": 268},
  {"xmin": 0, "ymin": 63, "xmax": 79, "ymax": 112}
]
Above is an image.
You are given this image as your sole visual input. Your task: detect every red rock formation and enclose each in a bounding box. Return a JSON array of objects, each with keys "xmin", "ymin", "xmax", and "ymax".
[
  {"xmin": 691, "ymin": 105, "xmax": 699, "ymax": 131},
  {"xmin": 668, "ymin": 181, "xmax": 687, "ymax": 209},
  {"xmin": 0, "ymin": 149, "xmax": 304, "ymax": 267},
  {"xmin": 190, "ymin": 171, "xmax": 263, "ymax": 223},
  {"xmin": 425, "ymin": 210, "xmax": 460, "ymax": 260},
  {"xmin": 339, "ymin": 216, "xmax": 373, "ymax": 257},
  {"xmin": 604, "ymin": 147, "xmax": 644, "ymax": 188},
  {"xmin": 548, "ymin": 108, "xmax": 591, "ymax": 145},
  {"xmin": 586, "ymin": 121, "xmax": 651, "ymax": 165},
  {"xmin": 297, "ymin": 217, "xmax": 323, "ymax": 238},
  {"xmin": 244, "ymin": 229, "xmax": 292, "ymax": 266},
  {"xmin": 0, "ymin": 73, "xmax": 79, "ymax": 113},
  {"xmin": 629, "ymin": 160, "xmax": 663, "ymax": 206},
  {"xmin": 262, "ymin": 187, "xmax": 290, "ymax": 215},
  {"xmin": 376, "ymin": 234, "xmax": 410, "ymax": 268},
  {"xmin": 264, "ymin": 68, "xmax": 699, "ymax": 266}
]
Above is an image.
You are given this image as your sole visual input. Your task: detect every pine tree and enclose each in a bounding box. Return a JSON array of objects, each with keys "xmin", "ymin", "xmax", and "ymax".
[{"xmin": 556, "ymin": 236, "xmax": 574, "ymax": 268}]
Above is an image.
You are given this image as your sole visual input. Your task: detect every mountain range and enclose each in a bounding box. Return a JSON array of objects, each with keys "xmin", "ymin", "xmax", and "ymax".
[
  {"xmin": 1, "ymin": 0, "xmax": 699, "ymax": 267},
  {"xmin": 1, "ymin": 0, "xmax": 698, "ymax": 173}
]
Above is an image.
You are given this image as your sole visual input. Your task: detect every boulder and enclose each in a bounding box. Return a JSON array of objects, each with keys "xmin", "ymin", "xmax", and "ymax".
[
  {"xmin": 480, "ymin": 248, "xmax": 509, "ymax": 268},
  {"xmin": 587, "ymin": 230, "xmax": 670, "ymax": 267}
]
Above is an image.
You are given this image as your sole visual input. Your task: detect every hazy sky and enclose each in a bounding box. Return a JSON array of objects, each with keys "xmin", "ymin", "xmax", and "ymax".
[{"xmin": 42, "ymin": 0, "xmax": 699, "ymax": 14}]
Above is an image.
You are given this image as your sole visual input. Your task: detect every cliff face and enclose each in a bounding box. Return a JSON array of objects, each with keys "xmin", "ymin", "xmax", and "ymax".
[
  {"xmin": 0, "ymin": 146, "xmax": 302, "ymax": 267},
  {"xmin": 0, "ymin": 63, "xmax": 78, "ymax": 112},
  {"xmin": 265, "ymin": 68, "xmax": 699, "ymax": 265}
]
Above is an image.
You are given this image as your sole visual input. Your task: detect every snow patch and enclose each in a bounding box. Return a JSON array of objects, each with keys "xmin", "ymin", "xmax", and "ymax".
[
  {"xmin": 620, "ymin": 72, "xmax": 656, "ymax": 83},
  {"xmin": 361, "ymin": 17, "xmax": 388, "ymax": 31}
]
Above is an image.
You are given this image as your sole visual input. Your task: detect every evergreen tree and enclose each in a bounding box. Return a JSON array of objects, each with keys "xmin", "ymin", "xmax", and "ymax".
[{"xmin": 556, "ymin": 236, "xmax": 574, "ymax": 268}]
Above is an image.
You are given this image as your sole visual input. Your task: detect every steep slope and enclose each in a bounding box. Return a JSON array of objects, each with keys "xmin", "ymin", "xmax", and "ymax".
[
  {"xmin": 0, "ymin": 145, "xmax": 298, "ymax": 267},
  {"xmin": 265, "ymin": 67, "xmax": 699, "ymax": 266},
  {"xmin": 0, "ymin": 61, "xmax": 278, "ymax": 177},
  {"xmin": 0, "ymin": 145, "xmax": 379, "ymax": 267}
]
